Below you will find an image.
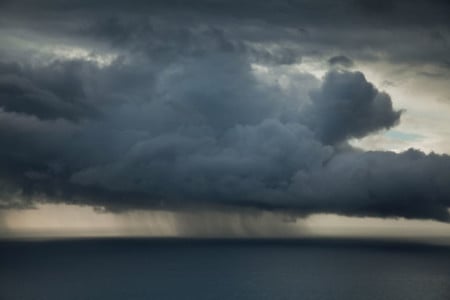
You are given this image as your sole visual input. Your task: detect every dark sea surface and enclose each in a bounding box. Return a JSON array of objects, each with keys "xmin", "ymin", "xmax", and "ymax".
[{"xmin": 0, "ymin": 238, "xmax": 449, "ymax": 300}]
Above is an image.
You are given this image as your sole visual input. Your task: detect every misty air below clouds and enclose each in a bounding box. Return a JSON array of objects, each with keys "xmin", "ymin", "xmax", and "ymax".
[{"xmin": 0, "ymin": 0, "xmax": 450, "ymax": 224}]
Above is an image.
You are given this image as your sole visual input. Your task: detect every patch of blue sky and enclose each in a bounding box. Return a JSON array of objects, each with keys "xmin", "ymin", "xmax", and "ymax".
[{"xmin": 384, "ymin": 130, "xmax": 423, "ymax": 141}]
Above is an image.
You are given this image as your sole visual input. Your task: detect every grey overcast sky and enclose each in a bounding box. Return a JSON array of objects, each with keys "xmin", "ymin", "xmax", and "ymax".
[{"xmin": 0, "ymin": 0, "xmax": 449, "ymax": 239}]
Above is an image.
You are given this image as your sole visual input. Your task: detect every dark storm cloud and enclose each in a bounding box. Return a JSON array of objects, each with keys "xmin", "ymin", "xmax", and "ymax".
[
  {"xmin": 1, "ymin": 0, "xmax": 449, "ymax": 68},
  {"xmin": 1, "ymin": 0, "xmax": 449, "ymax": 26},
  {"xmin": 304, "ymin": 71, "xmax": 402, "ymax": 144},
  {"xmin": 80, "ymin": 17, "xmax": 302, "ymax": 66},
  {"xmin": 0, "ymin": 54, "xmax": 448, "ymax": 221},
  {"xmin": 291, "ymin": 149, "xmax": 450, "ymax": 221},
  {"xmin": 0, "ymin": 0, "xmax": 449, "ymax": 221}
]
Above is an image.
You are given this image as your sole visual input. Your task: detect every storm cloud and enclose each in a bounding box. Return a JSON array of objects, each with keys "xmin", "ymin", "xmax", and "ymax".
[
  {"xmin": 305, "ymin": 71, "xmax": 402, "ymax": 144},
  {"xmin": 0, "ymin": 0, "xmax": 449, "ymax": 222}
]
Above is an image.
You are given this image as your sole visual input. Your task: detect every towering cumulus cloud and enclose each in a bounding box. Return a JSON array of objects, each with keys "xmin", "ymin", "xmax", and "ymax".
[
  {"xmin": 305, "ymin": 71, "xmax": 402, "ymax": 144},
  {"xmin": 0, "ymin": 0, "xmax": 449, "ymax": 221}
]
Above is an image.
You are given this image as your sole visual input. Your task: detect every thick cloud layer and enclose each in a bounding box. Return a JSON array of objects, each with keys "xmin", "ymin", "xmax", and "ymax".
[
  {"xmin": 0, "ymin": 61, "xmax": 97, "ymax": 121},
  {"xmin": 0, "ymin": 0, "xmax": 449, "ymax": 221}
]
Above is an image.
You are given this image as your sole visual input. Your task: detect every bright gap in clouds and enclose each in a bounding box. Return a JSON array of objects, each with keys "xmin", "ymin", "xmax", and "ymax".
[
  {"xmin": 252, "ymin": 57, "xmax": 450, "ymax": 155},
  {"xmin": 0, "ymin": 28, "xmax": 118, "ymax": 67},
  {"xmin": 347, "ymin": 61, "xmax": 450, "ymax": 154}
]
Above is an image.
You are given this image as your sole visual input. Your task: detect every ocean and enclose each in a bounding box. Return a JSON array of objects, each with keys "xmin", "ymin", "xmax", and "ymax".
[{"xmin": 0, "ymin": 238, "xmax": 449, "ymax": 300}]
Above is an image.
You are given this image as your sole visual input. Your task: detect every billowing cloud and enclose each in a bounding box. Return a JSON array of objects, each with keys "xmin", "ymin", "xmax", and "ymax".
[
  {"xmin": 304, "ymin": 71, "xmax": 402, "ymax": 144},
  {"xmin": 0, "ymin": 0, "xmax": 449, "ymax": 222}
]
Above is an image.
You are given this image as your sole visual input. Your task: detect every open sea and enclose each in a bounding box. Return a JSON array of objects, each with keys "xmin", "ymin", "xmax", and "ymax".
[{"xmin": 0, "ymin": 238, "xmax": 449, "ymax": 300}]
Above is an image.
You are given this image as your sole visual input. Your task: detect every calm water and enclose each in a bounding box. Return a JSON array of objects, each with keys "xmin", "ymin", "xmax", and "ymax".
[{"xmin": 0, "ymin": 239, "xmax": 449, "ymax": 300}]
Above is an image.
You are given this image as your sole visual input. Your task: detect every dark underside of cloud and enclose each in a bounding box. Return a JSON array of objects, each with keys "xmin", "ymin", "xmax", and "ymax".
[{"xmin": 0, "ymin": 0, "xmax": 449, "ymax": 221}]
